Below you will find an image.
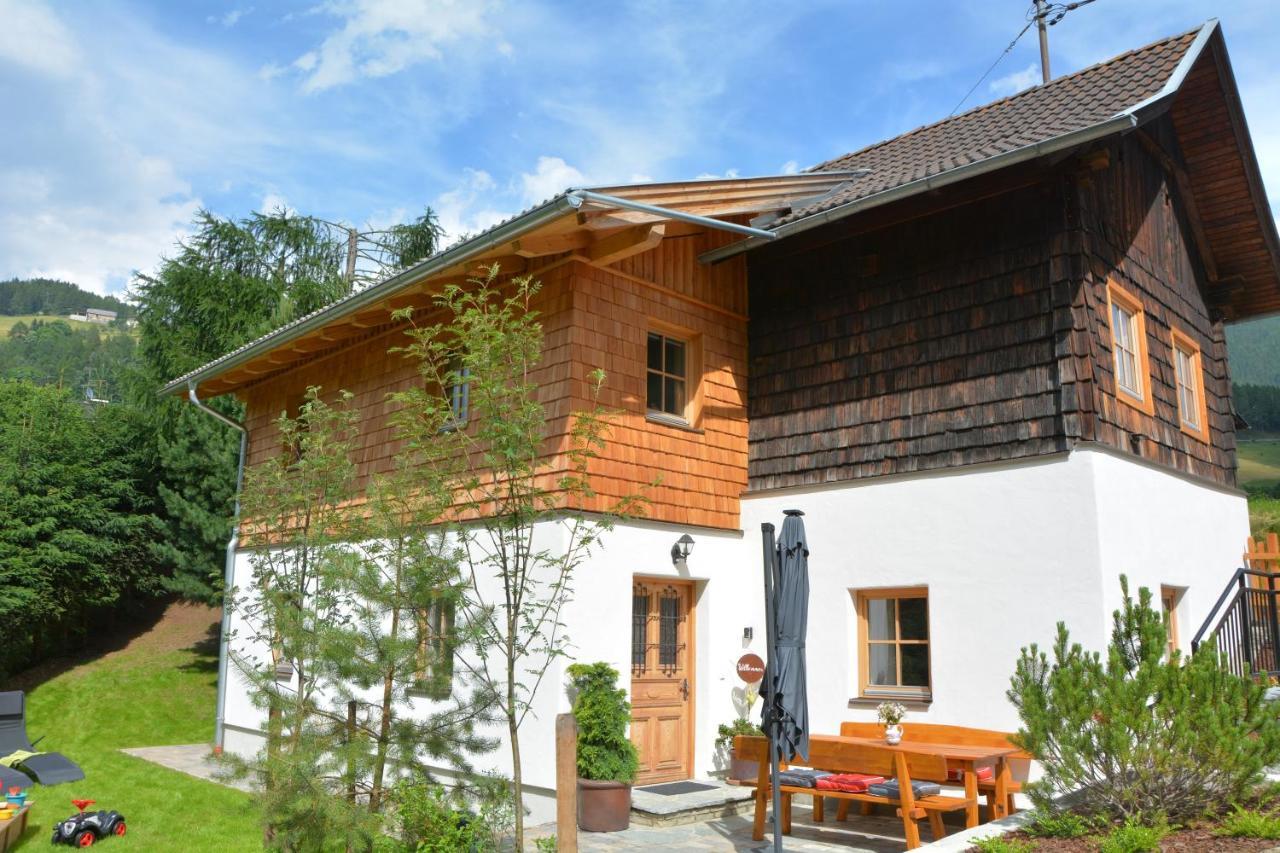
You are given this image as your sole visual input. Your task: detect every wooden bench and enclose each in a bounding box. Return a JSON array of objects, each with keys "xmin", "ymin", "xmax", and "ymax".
[
  {"xmin": 839, "ymin": 722, "xmax": 1032, "ymax": 819},
  {"xmin": 734, "ymin": 735, "xmax": 975, "ymax": 849}
]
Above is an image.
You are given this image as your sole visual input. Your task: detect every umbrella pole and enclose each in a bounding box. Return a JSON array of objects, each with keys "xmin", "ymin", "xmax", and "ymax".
[{"xmin": 760, "ymin": 522, "xmax": 783, "ymax": 853}]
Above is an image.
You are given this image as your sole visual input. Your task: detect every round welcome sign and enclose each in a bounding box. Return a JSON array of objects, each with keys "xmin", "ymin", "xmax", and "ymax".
[{"xmin": 736, "ymin": 653, "xmax": 765, "ymax": 684}]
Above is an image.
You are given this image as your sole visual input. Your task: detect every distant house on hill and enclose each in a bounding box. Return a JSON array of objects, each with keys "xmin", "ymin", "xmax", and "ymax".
[
  {"xmin": 164, "ymin": 20, "xmax": 1280, "ymax": 821},
  {"xmin": 84, "ymin": 309, "xmax": 117, "ymax": 325}
]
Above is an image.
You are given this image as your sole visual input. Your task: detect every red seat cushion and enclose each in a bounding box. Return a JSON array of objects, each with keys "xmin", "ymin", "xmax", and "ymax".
[
  {"xmin": 815, "ymin": 773, "xmax": 886, "ymax": 793},
  {"xmin": 946, "ymin": 766, "xmax": 994, "ymax": 783}
]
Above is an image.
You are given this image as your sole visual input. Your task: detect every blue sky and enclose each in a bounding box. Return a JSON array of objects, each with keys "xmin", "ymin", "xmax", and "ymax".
[{"xmin": 1, "ymin": 0, "xmax": 1277, "ymax": 296}]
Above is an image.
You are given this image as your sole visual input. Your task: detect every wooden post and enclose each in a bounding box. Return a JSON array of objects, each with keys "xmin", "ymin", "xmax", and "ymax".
[
  {"xmin": 556, "ymin": 713, "xmax": 578, "ymax": 853},
  {"xmin": 346, "ymin": 700, "xmax": 357, "ymax": 804}
]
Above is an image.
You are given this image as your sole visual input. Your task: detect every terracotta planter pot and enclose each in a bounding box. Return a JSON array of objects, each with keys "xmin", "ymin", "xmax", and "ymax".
[
  {"xmin": 577, "ymin": 778, "xmax": 631, "ymax": 832},
  {"xmin": 728, "ymin": 749, "xmax": 759, "ymax": 783}
]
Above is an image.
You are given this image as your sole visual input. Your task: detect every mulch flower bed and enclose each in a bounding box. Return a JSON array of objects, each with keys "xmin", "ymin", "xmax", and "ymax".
[{"xmin": 986, "ymin": 827, "xmax": 1278, "ymax": 851}]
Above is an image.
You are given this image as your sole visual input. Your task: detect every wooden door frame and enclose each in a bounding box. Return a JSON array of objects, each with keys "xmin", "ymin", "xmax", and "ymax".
[{"xmin": 631, "ymin": 575, "xmax": 698, "ymax": 783}]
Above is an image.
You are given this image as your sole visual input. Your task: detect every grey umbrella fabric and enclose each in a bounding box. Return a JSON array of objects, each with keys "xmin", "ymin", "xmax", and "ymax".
[
  {"xmin": 0, "ymin": 691, "xmax": 85, "ymax": 786},
  {"xmin": 762, "ymin": 509, "xmax": 810, "ymax": 762}
]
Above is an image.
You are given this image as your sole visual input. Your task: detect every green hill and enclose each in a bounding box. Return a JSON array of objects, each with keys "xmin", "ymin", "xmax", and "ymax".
[
  {"xmin": 0, "ymin": 278, "xmax": 132, "ymax": 319},
  {"xmin": 1226, "ymin": 315, "xmax": 1280, "ymax": 387}
]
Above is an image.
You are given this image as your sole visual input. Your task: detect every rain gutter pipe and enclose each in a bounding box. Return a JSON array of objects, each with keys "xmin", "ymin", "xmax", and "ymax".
[{"xmin": 187, "ymin": 381, "xmax": 247, "ymax": 753}]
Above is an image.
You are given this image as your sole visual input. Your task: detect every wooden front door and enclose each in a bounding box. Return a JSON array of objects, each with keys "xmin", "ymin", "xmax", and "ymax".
[{"xmin": 630, "ymin": 578, "xmax": 695, "ymax": 785}]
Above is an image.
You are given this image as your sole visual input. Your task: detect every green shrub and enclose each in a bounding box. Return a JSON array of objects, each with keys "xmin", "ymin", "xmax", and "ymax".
[
  {"xmin": 1007, "ymin": 577, "xmax": 1280, "ymax": 823},
  {"xmin": 568, "ymin": 662, "xmax": 640, "ymax": 783},
  {"xmin": 1216, "ymin": 807, "xmax": 1280, "ymax": 839},
  {"xmin": 969, "ymin": 836, "xmax": 1035, "ymax": 853},
  {"xmin": 1024, "ymin": 809, "xmax": 1092, "ymax": 838},
  {"xmin": 715, "ymin": 717, "xmax": 763, "ymax": 749},
  {"xmin": 533, "ymin": 836, "xmax": 557, "ymax": 852},
  {"xmin": 1097, "ymin": 819, "xmax": 1167, "ymax": 853},
  {"xmin": 388, "ymin": 778, "xmax": 478, "ymax": 852}
]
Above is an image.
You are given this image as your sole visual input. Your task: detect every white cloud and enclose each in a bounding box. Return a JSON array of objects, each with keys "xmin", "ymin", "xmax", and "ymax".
[
  {"xmin": 208, "ymin": 8, "xmax": 252, "ymax": 28},
  {"xmin": 433, "ymin": 168, "xmax": 509, "ymax": 245},
  {"xmin": 0, "ymin": 0, "xmax": 79, "ymax": 77},
  {"xmin": 988, "ymin": 63, "xmax": 1040, "ymax": 97},
  {"xmin": 780, "ymin": 160, "xmax": 800, "ymax": 175},
  {"xmin": 291, "ymin": 0, "xmax": 504, "ymax": 94},
  {"xmin": 518, "ymin": 156, "xmax": 586, "ymax": 206},
  {"xmin": 259, "ymin": 192, "xmax": 295, "ymax": 216}
]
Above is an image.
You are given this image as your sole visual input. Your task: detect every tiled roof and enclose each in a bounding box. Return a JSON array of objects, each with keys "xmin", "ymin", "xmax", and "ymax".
[{"xmin": 774, "ymin": 26, "xmax": 1203, "ymax": 227}]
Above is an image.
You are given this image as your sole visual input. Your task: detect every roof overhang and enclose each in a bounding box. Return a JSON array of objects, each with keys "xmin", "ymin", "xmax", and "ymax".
[{"xmin": 162, "ymin": 171, "xmax": 861, "ymax": 398}]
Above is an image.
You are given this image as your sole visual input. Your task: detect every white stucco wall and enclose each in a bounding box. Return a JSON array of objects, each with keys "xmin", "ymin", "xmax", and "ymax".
[{"xmin": 216, "ymin": 447, "xmax": 1248, "ymax": 823}]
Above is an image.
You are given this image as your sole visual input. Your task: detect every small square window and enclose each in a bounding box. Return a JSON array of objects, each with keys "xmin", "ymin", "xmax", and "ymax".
[
  {"xmin": 646, "ymin": 332, "xmax": 688, "ymax": 421},
  {"xmin": 855, "ymin": 588, "xmax": 930, "ymax": 700}
]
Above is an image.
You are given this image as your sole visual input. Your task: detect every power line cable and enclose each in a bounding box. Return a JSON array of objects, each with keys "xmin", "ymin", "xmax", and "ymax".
[{"xmin": 948, "ymin": 0, "xmax": 1102, "ymax": 117}]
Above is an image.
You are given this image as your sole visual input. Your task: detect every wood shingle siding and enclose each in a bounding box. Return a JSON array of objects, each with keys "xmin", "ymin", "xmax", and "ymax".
[
  {"xmin": 237, "ymin": 240, "xmax": 749, "ymax": 531},
  {"xmin": 746, "ymin": 179, "xmax": 1069, "ymax": 492},
  {"xmin": 1068, "ymin": 129, "xmax": 1237, "ymax": 485}
]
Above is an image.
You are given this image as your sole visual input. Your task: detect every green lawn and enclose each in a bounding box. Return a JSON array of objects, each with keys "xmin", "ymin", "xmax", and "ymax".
[
  {"xmin": 1239, "ymin": 438, "xmax": 1280, "ymax": 490},
  {"xmin": 11, "ymin": 604, "xmax": 260, "ymax": 851}
]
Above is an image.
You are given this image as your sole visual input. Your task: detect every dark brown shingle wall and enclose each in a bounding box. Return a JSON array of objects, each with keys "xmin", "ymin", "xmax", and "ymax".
[{"xmin": 747, "ymin": 180, "xmax": 1071, "ymax": 492}]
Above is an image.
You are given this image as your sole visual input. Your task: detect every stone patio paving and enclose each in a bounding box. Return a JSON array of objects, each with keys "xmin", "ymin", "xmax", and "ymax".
[
  {"xmin": 124, "ymin": 746, "xmax": 942, "ymax": 850},
  {"xmin": 120, "ymin": 743, "xmax": 255, "ymax": 792}
]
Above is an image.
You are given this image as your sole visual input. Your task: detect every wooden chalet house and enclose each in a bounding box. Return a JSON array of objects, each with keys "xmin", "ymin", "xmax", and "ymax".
[{"xmin": 166, "ymin": 21, "xmax": 1279, "ymax": 820}]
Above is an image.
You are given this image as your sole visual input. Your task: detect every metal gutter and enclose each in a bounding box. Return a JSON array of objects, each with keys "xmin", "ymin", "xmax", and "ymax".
[
  {"xmin": 698, "ymin": 20, "xmax": 1221, "ymax": 267},
  {"xmin": 566, "ymin": 189, "xmax": 781, "ymax": 240},
  {"xmin": 187, "ymin": 382, "xmax": 247, "ymax": 753},
  {"xmin": 698, "ymin": 114, "xmax": 1138, "ymax": 265},
  {"xmin": 161, "ymin": 193, "xmax": 581, "ymax": 396},
  {"xmin": 1121, "ymin": 19, "xmax": 1217, "ymax": 124}
]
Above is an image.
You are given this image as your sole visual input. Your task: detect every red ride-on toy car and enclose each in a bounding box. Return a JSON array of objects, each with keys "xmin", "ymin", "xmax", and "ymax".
[{"xmin": 51, "ymin": 800, "xmax": 127, "ymax": 847}]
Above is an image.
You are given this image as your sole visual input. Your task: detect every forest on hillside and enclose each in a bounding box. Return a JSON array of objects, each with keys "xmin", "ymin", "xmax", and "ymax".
[
  {"xmin": 0, "ymin": 209, "xmax": 442, "ymax": 678},
  {"xmin": 1226, "ymin": 315, "xmax": 1280, "ymax": 432},
  {"xmin": 0, "ymin": 277, "xmax": 133, "ymax": 318}
]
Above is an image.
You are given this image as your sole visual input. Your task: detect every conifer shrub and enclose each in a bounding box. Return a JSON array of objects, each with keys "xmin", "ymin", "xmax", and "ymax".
[
  {"xmin": 567, "ymin": 662, "xmax": 639, "ymax": 784},
  {"xmin": 1008, "ymin": 577, "xmax": 1280, "ymax": 824}
]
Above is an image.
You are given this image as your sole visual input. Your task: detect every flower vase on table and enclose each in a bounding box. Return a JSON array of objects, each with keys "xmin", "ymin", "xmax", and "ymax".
[{"xmin": 876, "ymin": 701, "xmax": 907, "ymax": 744}]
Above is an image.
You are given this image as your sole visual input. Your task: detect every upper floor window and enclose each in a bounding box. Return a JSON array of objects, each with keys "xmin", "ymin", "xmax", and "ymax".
[
  {"xmin": 1105, "ymin": 281, "xmax": 1154, "ymax": 415},
  {"xmin": 1170, "ymin": 328, "xmax": 1209, "ymax": 442},
  {"xmin": 647, "ymin": 332, "xmax": 688, "ymax": 423},
  {"xmin": 855, "ymin": 587, "xmax": 931, "ymax": 701},
  {"xmin": 415, "ymin": 596, "xmax": 455, "ymax": 700},
  {"xmin": 443, "ymin": 358, "xmax": 469, "ymax": 429}
]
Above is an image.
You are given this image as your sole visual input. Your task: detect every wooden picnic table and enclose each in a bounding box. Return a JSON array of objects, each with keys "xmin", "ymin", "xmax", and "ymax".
[
  {"xmin": 828, "ymin": 734, "xmax": 1020, "ymax": 827},
  {"xmin": 0, "ymin": 805, "xmax": 28, "ymax": 852}
]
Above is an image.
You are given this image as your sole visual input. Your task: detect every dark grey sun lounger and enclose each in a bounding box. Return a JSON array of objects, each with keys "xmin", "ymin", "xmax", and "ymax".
[
  {"xmin": 0, "ymin": 691, "xmax": 84, "ymax": 785},
  {"xmin": 0, "ymin": 764, "xmax": 32, "ymax": 792}
]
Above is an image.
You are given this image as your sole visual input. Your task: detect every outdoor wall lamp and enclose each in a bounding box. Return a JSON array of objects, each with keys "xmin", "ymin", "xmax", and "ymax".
[{"xmin": 671, "ymin": 534, "xmax": 695, "ymax": 565}]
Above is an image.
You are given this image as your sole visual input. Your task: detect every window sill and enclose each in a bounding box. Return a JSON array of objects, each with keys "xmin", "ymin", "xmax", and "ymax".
[
  {"xmin": 645, "ymin": 412, "xmax": 703, "ymax": 434},
  {"xmin": 1115, "ymin": 389, "xmax": 1155, "ymax": 417},
  {"xmin": 848, "ymin": 694, "xmax": 932, "ymax": 710}
]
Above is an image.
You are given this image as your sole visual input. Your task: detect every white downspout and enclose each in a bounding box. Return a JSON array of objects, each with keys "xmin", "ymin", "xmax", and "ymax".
[{"xmin": 186, "ymin": 381, "xmax": 247, "ymax": 753}]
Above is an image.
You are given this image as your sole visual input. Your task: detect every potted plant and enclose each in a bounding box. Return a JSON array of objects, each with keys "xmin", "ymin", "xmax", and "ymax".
[
  {"xmin": 877, "ymin": 700, "xmax": 906, "ymax": 744},
  {"xmin": 716, "ymin": 718, "xmax": 764, "ymax": 782},
  {"xmin": 567, "ymin": 662, "xmax": 639, "ymax": 832}
]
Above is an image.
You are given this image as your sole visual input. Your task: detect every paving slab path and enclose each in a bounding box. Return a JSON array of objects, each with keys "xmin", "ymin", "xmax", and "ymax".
[{"xmin": 121, "ymin": 743, "xmax": 256, "ymax": 793}]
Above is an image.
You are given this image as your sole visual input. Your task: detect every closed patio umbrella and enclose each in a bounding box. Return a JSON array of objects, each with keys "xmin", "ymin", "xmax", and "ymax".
[{"xmin": 760, "ymin": 509, "xmax": 810, "ymax": 851}]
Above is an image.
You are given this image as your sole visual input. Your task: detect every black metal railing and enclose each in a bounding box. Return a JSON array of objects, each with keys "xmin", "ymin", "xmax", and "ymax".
[{"xmin": 1191, "ymin": 568, "xmax": 1280, "ymax": 679}]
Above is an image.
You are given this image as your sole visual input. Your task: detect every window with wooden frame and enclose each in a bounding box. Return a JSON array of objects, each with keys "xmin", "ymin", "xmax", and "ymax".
[
  {"xmin": 444, "ymin": 357, "xmax": 470, "ymax": 429},
  {"xmin": 414, "ymin": 597, "xmax": 455, "ymax": 700},
  {"xmin": 1160, "ymin": 586, "xmax": 1182, "ymax": 658},
  {"xmin": 646, "ymin": 327, "xmax": 700, "ymax": 427},
  {"xmin": 855, "ymin": 587, "xmax": 931, "ymax": 700},
  {"xmin": 1105, "ymin": 281, "xmax": 1155, "ymax": 415},
  {"xmin": 1170, "ymin": 328, "xmax": 1209, "ymax": 442}
]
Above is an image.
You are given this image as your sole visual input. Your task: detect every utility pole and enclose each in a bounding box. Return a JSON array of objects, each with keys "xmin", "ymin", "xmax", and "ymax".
[{"xmin": 1035, "ymin": 0, "xmax": 1051, "ymax": 83}]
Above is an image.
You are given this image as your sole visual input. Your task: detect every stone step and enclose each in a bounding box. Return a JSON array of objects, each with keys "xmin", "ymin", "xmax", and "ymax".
[{"xmin": 629, "ymin": 779, "xmax": 755, "ymax": 827}]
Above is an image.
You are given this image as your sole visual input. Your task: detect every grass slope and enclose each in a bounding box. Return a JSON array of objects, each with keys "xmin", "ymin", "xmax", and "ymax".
[
  {"xmin": 1239, "ymin": 439, "xmax": 1280, "ymax": 490},
  {"xmin": 0, "ymin": 315, "xmax": 103, "ymax": 335},
  {"xmin": 10, "ymin": 603, "xmax": 259, "ymax": 851}
]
